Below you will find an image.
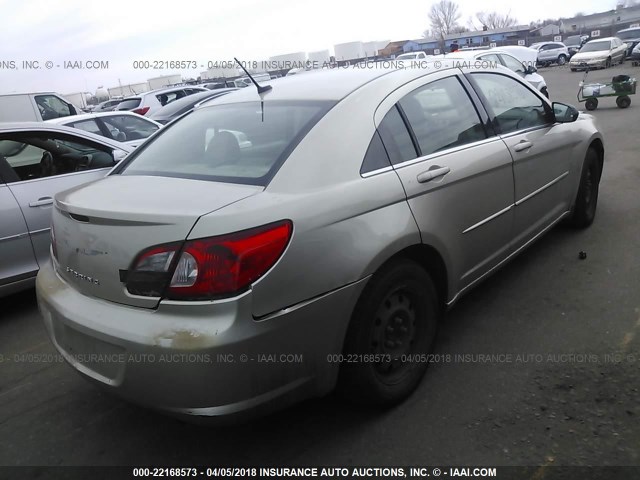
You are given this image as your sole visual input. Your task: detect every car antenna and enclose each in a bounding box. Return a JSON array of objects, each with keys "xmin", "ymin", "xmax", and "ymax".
[{"xmin": 234, "ymin": 57, "xmax": 271, "ymax": 121}]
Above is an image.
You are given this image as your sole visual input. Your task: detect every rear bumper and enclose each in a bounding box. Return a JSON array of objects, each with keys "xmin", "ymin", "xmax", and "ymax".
[{"xmin": 36, "ymin": 259, "xmax": 367, "ymax": 421}]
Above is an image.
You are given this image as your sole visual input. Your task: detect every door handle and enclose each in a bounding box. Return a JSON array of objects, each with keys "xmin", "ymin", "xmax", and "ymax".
[
  {"xmin": 513, "ymin": 140, "xmax": 533, "ymax": 152},
  {"xmin": 417, "ymin": 166, "xmax": 450, "ymax": 183},
  {"xmin": 29, "ymin": 197, "xmax": 54, "ymax": 207}
]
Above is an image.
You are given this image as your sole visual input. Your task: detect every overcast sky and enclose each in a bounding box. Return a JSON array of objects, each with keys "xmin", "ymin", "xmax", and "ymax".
[{"xmin": 0, "ymin": 0, "xmax": 617, "ymax": 95}]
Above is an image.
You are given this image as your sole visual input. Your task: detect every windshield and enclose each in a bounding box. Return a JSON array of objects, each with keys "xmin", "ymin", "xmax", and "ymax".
[
  {"xmin": 117, "ymin": 100, "xmax": 334, "ymax": 186},
  {"xmin": 617, "ymin": 30, "xmax": 640, "ymax": 40},
  {"xmin": 581, "ymin": 41, "xmax": 611, "ymax": 52},
  {"xmin": 529, "ymin": 44, "xmax": 543, "ymax": 50}
]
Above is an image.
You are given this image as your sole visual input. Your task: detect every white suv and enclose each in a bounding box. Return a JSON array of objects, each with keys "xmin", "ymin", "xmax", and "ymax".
[
  {"xmin": 116, "ymin": 86, "xmax": 208, "ymax": 116},
  {"xmin": 529, "ymin": 42, "xmax": 570, "ymax": 66}
]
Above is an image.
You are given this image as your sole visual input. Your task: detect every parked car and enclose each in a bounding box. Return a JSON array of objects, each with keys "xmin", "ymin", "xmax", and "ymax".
[
  {"xmin": 631, "ymin": 42, "xmax": 640, "ymax": 65},
  {"xmin": 93, "ymin": 99, "xmax": 123, "ymax": 113},
  {"xmin": 396, "ymin": 51, "xmax": 430, "ymax": 60},
  {"xmin": 149, "ymin": 89, "xmax": 237, "ymax": 125},
  {"xmin": 616, "ymin": 27, "xmax": 640, "ymax": 57},
  {"xmin": 46, "ymin": 111, "xmax": 162, "ymax": 148},
  {"xmin": 564, "ymin": 35, "xmax": 590, "ymax": 57},
  {"xmin": 0, "ymin": 123, "xmax": 132, "ymax": 297},
  {"xmin": 529, "ymin": 42, "xmax": 571, "ymax": 66},
  {"xmin": 445, "ymin": 47, "xmax": 550, "ymax": 97},
  {"xmin": 0, "ymin": 92, "xmax": 80, "ymax": 122},
  {"xmin": 36, "ymin": 63, "xmax": 604, "ymax": 421},
  {"xmin": 116, "ymin": 86, "xmax": 208, "ymax": 116},
  {"xmin": 570, "ymin": 37, "xmax": 627, "ymax": 71}
]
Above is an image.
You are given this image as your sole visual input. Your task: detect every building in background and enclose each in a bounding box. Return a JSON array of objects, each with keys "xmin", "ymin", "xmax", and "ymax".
[
  {"xmin": 147, "ymin": 74, "xmax": 182, "ymax": 90},
  {"xmin": 559, "ymin": 5, "xmax": 640, "ymax": 34},
  {"xmin": 531, "ymin": 24, "xmax": 561, "ymax": 37},
  {"xmin": 62, "ymin": 92, "xmax": 91, "ymax": 109},
  {"xmin": 107, "ymin": 82, "xmax": 150, "ymax": 98},
  {"xmin": 308, "ymin": 49, "xmax": 331, "ymax": 64},
  {"xmin": 378, "ymin": 40, "xmax": 410, "ymax": 58},
  {"xmin": 404, "ymin": 25, "xmax": 530, "ymax": 53}
]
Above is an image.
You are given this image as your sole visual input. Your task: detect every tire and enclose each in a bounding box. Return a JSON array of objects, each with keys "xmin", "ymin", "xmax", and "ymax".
[
  {"xmin": 541, "ymin": 87, "xmax": 549, "ymax": 99},
  {"xmin": 558, "ymin": 55, "xmax": 567, "ymax": 65},
  {"xmin": 568, "ymin": 148, "xmax": 601, "ymax": 229},
  {"xmin": 338, "ymin": 259, "xmax": 439, "ymax": 406},
  {"xmin": 585, "ymin": 98, "xmax": 598, "ymax": 111},
  {"xmin": 605, "ymin": 57, "xmax": 612, "ymax": 68},
  {"xmin": 616, "ymin": 95, "xmax": 631, "ymax": 108},
  {"xmin": 571, "ymin": 68, "xmax": 577, "ymax": 72}
]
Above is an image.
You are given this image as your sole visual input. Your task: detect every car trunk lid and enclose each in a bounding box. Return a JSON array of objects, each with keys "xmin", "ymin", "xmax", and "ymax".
[{"xmin": 52, "ymin": 175, "xmax": 261, "ymax": 308}]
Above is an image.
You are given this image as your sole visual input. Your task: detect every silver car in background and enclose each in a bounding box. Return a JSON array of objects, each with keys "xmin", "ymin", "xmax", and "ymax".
[
  {"xmin": 0, "ymin": 123, "xmax": 132, "ymax": 296},
  {"xmin": 37, "ymin": 64, "xmax": 604, "ymax": 421}
]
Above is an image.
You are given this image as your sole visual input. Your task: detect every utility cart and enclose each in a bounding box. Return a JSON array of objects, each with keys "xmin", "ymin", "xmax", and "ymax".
[{"xmin": 577, "ymin": 71, "xmax": 637, "ymax": 111}]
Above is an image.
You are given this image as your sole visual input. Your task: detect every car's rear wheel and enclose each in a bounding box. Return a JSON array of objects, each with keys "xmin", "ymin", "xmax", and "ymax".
[
  {"xmin": 338, "ymin": 259, "xmax": 439, "ymax": 406},
  {"xmin": 558, "ymin": 55, "xmax": 567, "ymax": 65},
  {"xmin": 568, "ymin": 148, "xmax": 600, "ymax": 229}
]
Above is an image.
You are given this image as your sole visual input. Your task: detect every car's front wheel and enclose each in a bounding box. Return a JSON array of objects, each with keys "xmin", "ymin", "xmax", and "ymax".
[
  {"xmin": 558, "ymin": 55, "xmax": 567, "ymax": 65},
  {"xmin": 605, "ymin": 57, "xmax": 612, "ymax": 68},
  {"xmin": 541, "ymin": 86, "xmax": 549, "ymax": 98},
  {"xmin": 568, "ymin": 148, "xmax": 601, "ymax": 229},
  {"xmin": 338, "ymin": 259, "xmax": 439, "ymax": 406}
]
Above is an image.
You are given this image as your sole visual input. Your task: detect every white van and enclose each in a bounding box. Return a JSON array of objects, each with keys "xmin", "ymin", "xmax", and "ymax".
[{"xmin": 0, "ymin": 92, "xmax": 80, "ymax": 122}]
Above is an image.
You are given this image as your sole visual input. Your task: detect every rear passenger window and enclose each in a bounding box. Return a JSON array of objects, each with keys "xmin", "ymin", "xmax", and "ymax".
[
  {"xmin": 398, "ymin": 76, "xmax": 487, "ymax": 156},
  {"xmin": 377, "ymin": 106, "xmax": 417, "ymax": 165}
]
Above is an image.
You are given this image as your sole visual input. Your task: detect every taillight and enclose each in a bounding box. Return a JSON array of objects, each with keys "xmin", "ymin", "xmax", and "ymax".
[
  {"xmin": 132, "ymin": 106, "xmax": 150, "ymax": 115},
  {"xmin": 125, "ymin": 221, "xmax": 292, "ymax": 300}
]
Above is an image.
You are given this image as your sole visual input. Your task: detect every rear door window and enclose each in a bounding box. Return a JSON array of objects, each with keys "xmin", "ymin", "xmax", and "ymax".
[
  {"xmin": 398, "ymin": 76, "xmax": 487, "ymax": 156},
  {"xmin": 117, "ymin": 101, "xmax": 334, "ymax": 186}
]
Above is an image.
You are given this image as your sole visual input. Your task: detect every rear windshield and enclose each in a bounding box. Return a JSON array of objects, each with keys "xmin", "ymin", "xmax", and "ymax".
[
  {"xmin": 117, "ymin": 100, "xmax": 334, "ymax": 186},
  {"xmin": 117, "ymin": 98, "xmax": 141, "ymax": 110},
  {"xmin": 617, "ymin": 30, "xmax": 640, "ymax": 40}
]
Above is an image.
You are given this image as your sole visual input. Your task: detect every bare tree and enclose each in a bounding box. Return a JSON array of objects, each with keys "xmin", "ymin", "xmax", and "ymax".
[
  {"xmin": 471, "ymin": 11, "xmax": 518, "ymax": 31},
  {"xmin": 428, "ymin": 0, "xmax": 463, "ymax": 45}
]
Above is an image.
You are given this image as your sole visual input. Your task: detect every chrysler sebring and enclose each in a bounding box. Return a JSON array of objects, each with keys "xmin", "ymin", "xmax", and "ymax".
[{"xmin": 36, "ymin": 63, "xmax": 604, "ymax": 420}]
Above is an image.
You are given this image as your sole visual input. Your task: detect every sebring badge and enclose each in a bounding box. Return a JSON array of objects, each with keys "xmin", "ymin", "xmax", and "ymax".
[{"xmin": 66, "ymin": 267, "xmax": 100, "ymax": 285}]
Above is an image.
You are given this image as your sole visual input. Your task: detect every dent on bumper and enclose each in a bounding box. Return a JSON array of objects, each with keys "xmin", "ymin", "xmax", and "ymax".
[{"xmin": 36, "ymin": 260, "xmax": 367, "ymax": 418}]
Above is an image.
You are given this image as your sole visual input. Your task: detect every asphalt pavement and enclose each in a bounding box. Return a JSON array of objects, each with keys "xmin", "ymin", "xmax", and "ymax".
[{"xmin": 1, "ymin": 63, "xmax": 639, "ymax": 469}]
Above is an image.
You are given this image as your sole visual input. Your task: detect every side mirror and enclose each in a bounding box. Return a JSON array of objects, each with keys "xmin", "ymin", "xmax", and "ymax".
[
  {"xmin": 553, "ymin": 102, "xmax": 579, "ymax": 123},
  {"xmin": 525, "ymin": 65, "xmax": 537, "ymax": 75}
]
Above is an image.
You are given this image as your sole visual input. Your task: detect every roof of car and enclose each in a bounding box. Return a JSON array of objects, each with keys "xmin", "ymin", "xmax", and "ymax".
[
  {"xmin": 198, "ymin": 66, "xmax": 449, "ymax": 104},
  {"xmin": 45, "ymin": 111, "xmax": 162, "ymax": 126},
  {"xmin": 587, "ymin": 37, "xmax": 617, "ymax": 42},
  {"xmin": 120, "ymin": 86, "xmax": 208, "ymax": 100}
]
